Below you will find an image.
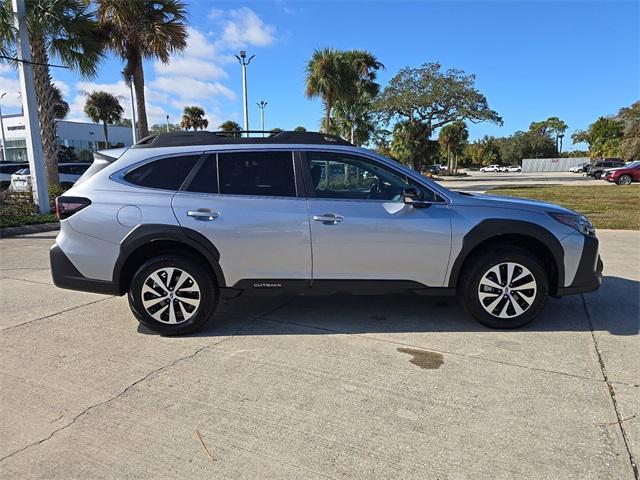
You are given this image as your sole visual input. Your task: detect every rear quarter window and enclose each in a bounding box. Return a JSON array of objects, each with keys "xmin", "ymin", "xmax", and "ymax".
[{"xmin": 124, "ymin": 155, "xmax": 201, "ymax": 190}]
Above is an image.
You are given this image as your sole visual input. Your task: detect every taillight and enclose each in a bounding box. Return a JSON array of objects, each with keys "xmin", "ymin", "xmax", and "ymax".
[{"xmin": 55, "ymin": 196, "xmax": 91, "ymax": 220}]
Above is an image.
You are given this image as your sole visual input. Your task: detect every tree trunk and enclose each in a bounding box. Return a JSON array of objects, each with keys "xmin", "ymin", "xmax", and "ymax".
[
  {"xmin": 103, "ymin": 120, "xmax": 109, "ymax": 148},
  {"xmin": 30, "ymin": 37, "xmax": 59, "ymax": 187},
  {"xmin": 132, "ymin": 59, "xmax": 149, "ymax": 138},
  {"xmin": 324, "ymin": 96, "xmax": 333, "ymax": 134}
]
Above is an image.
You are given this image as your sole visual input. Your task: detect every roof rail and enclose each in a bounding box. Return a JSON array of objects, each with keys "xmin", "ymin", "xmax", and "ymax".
[{"xmin": 133, "ymin": 130, "xmax": 353, "ymax": 148}]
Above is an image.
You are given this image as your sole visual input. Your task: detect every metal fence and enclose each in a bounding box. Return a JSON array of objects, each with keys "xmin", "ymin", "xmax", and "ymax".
[{"xmin": 521, "ymin": 157, "xmax": 590, "ymax": 173}]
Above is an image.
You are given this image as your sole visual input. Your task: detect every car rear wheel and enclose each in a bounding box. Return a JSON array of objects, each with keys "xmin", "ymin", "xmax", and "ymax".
[
  {"xmin": 461, "ymin": 247, "xmax": 548, "ymax": 329},
  {"xmin": 594, "ymin": 171, "xmax": 603, "ymax": 179},
  {"xmin": 128, "ymin": 254, "xmax": 217, "ymax": 335},
  {"xmin": 617, "ymin": 174, "xmax": 632, "ymax": 185}
]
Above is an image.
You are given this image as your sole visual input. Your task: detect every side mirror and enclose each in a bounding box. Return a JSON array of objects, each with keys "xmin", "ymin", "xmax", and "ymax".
[{"xmin": 403, "ymin": 186, "xmax": 430, "ymax": 208}]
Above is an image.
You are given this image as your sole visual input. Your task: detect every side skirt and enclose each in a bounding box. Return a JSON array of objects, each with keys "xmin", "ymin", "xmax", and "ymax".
[{"xmin": 220, "ymin": 279, "xmax": 456, "ymax": 298}]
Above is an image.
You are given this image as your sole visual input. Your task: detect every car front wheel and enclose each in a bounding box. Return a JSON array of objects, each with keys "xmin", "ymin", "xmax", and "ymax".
[
  {"xmin": 617, "ymin": 174, "xmax": 632, "ymax": 185},
  {"xmin": 461, "ymin": 247, "xmax": 548, "ymax": 329},
  {"xmin": 594, "ymin": 171, "xmax": 603, "ymax": 179},
  {"xmin": 128, "ymin": 254, "xmax": 218, "ymax": 335}
]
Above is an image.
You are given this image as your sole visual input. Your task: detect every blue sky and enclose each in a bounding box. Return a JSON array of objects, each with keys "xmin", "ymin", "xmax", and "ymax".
[{"xmin": 0, "ymin": 0, "xmax": 638, "ymax": 148}]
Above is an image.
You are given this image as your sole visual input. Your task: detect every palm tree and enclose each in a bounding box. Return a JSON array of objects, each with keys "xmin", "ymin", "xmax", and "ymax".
[
  {"xmin": 96, "ymin": 0, "xmax": 188, "ymax": 139},
  {"xmin": 52, "ymin": 84, "xmax": 69, "ymax": 120},
  {"xmin": 439, "ymin": 121, "xmax": 468, "ymax": 173},
  {"xmin": 305, "ymin": 48, "xmax": 347, "ymax": 133},
  {"xmin": 306, "ymin": 48, "xmax": 383, "ymax": 135},
  {"xmin": 0, "ymin": 0, "xmax": 104, "ymax": 187},
  {"xmin": 180, "ymin": 106, "xmax": 208, "ymax": 131},
  {"xmin": 219, "ymin": 120, "xmax": 242, "ymax": 137},
  {"xmin": 83, "ymin": 91, "xmax": 124, "ymax": 147}
]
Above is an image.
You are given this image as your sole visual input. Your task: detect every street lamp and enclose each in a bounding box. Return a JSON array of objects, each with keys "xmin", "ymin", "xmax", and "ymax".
[
  {"xmin": 0, "ymin": 92, "xmax": 7, "ymax": 162},
  {"xmin": 235, "ymin": 50, "xmax": 254, "ymax": 137},
  {"xmin": 257, "ymin": 100, "xmax": 267, "ymax": 137},
  {"xmin": 166, "ymin": 114, "xmax": 170, "ymax": 133}
]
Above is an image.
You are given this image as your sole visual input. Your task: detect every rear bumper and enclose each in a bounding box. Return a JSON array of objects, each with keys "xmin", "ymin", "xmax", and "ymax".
[
  {"xmin": 50, "ymin": 244, "xmax": 121, "ymax": 295},
  {"xmin": 556, "ymin": 235, "xmax": 603, "ymax": 296}
]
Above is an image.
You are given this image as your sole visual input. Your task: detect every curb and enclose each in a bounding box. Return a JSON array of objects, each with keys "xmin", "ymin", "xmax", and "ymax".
[{"xmin": 0, "ymin": 222, "xmax": 60, "ymax": 238}]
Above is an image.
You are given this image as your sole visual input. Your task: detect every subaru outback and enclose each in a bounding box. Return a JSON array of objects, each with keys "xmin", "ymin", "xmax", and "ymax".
[{"xmin": 50, "ymin": 131, "xmax": 602, "ymax": 335}]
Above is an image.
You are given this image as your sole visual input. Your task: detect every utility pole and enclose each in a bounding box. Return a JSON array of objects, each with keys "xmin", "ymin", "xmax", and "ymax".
[
  {"xmin": 257, "ymin": 101, "xmax": 267, "ymax": 137},
  {"xmin": 0, "ymin": 93, "xmax": 7, "ymax": 162},
  {"xmin": 128, "ymin": 80, "xmax": 137, "ymax": 143},
  {"xmin": 235, "ymin": 50, "xmax": 254, "ymax": 137},
  {"xmin": 12, "ymin": 0, "xmax": 48, "ymax": 213},
  {"xmin": 166, "ymin": 114, "xmax": 170, "ymax": 133}
]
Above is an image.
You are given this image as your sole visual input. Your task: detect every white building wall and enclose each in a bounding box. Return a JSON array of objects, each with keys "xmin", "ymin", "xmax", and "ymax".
[{"xmin": 521, "ymin": 157, "xmax": 591, "ymax": 172}]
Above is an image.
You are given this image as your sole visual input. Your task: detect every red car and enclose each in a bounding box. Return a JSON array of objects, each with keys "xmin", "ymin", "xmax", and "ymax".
[{"xmin": 605, "ymin": 161, "xmax": 640, "ymax": 185}]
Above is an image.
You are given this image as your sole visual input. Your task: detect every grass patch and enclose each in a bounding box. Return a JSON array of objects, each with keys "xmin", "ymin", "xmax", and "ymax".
[{"xmin": 491, "ymin": 185, "xmax": 640, "ymax": 230}]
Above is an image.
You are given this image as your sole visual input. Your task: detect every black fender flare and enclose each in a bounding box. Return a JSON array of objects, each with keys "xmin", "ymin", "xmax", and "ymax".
[
  {"xmin": 447, "ymin": 219, "xmax": 565, "ymax": 289},
  {"xmin": 113, "ymin": 224, "xmax": 226, "ymax": 289}
]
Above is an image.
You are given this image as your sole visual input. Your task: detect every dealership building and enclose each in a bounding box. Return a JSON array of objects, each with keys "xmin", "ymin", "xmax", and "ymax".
[{"xmin": 0, "ymin": 113, "xmax": 133, "ymax": 163}]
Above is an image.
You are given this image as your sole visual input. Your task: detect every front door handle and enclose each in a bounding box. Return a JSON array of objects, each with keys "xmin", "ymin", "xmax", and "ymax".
[
  {"xmin": 313, "ymin": 213, "xmax": 344, "ymax": 224},
  {"xmin": 187, "ymin": 209, "xmax": 220, "ymax": 221}
]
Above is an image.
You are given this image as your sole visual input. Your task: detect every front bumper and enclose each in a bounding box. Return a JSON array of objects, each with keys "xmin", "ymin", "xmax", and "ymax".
[
  {"xmin": 50, "ymin": 244, "xmax": 121, "ymax": 295},
  {"xmin": 556, "ymin": 234, "xmax": 603, "ymax": 296}
]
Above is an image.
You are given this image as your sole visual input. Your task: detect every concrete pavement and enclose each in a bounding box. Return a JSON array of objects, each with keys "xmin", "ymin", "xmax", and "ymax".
[{"xmin": 0, "ymin": 230, "xmax": 638, "ymax": 479}]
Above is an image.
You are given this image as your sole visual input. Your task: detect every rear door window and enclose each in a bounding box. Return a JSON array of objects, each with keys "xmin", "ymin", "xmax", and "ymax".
[
  {"xmin": 217, "ymin": 151, "xmax": 296, "ymax": 197},
  {"xmin": 124, "ymin": 155, "xmax": 200, "ymax": 190},
  {"xmin": 184, "ymin": 155, "xmax": 218, "ymax": 194}
]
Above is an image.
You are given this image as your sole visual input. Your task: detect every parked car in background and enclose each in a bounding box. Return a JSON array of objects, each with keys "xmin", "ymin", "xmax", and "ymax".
[
  {"xmin": 424, "ymin": 164, "xmax": 441, "ymax": 175},
  {"xmin": 480, "ymin": 164, "xmax": 501, "ymax": 173},
  {"xmin": 502, "ymin": 165, "xmax": 522, "ymax": 173},
  {"xmin": 569, "ymin": 162, "xmax": 590, "ymax": 173},
  {"xmin": 10, "ymin": 163, "xmax": 90, "ymax": 192},
  {"xmin": 588, "ymin": 160, "xmax": 625, "ymax": 179},
  {"xmin": 0, "ymin": 163, "xmax": 29, "ymax": 190},
  {"xmin": 604, "ymin": 161, "xmax": 640, "ymax": 185}
]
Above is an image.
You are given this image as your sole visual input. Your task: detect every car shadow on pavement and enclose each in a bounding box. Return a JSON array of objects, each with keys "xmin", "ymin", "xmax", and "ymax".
[{"xmin": 137, "ymin": 276, "xmax": 639, "ymax": 337}]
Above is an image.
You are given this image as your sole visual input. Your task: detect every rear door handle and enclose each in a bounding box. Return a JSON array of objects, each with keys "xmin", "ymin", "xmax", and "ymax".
[
  {"xmin": 313, "ymin": 213, "xmax": 344, "ymax": 224},
  {"xmin": 187, "ymin": 209, "xmax": 220, "ymax": 221}
]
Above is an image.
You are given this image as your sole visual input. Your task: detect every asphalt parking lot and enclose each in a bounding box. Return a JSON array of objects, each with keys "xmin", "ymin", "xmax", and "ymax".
[{"xmin": 0, "ymin": 230, "xmax": 638, "ymax": 479}]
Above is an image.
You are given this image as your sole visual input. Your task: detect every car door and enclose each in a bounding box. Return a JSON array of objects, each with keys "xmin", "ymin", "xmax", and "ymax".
[
  {"xmin": 302, "ymin": 150, "xmax": 452, "ymax": 287},
  {"xmin": 171, "ymin": 150, "xmax": 311, "ymax": 287}
]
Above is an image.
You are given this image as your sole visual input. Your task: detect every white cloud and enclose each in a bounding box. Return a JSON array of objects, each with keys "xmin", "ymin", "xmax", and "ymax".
[
  {"xmin": 154, "ymin": 57, "xmax": 227, "ymax": 80},
  {"xmin": 216, "ymin": 7, "xmax": 277, "ymax": 48},
  {"xmin": 0, "ymin": 74, "xmax": 22, "ymax": 109},
  {"xmin": 150, "ymin": 76, "xmax": 235, "ymax": 103}
]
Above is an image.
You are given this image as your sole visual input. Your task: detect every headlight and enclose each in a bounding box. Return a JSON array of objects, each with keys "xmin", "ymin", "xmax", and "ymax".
[{"xmin": 549, "ymin": 212, "xmax": 595, "ymax": 236}]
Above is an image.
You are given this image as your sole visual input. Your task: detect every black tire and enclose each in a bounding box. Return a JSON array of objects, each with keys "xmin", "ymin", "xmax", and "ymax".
[
  {"xmin": 128, "ymin": 254, "xmax": 217, "ymax": 335},
  {"xmin": 617, "ymin": 174, "xmax": 632, "ymax": 185},
  {"xmin": 594, "ymin": 171, "xmax": 602, "ymax": 180},
  {"xmin": 460, "ymin": 246, "xmax": 548, "ymax": 329}
]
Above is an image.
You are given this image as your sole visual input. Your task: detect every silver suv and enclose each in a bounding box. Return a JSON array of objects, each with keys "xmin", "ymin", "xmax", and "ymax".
[{"xmin": 50, "ymin": 131, "xmax": 602, "ymax": 335}]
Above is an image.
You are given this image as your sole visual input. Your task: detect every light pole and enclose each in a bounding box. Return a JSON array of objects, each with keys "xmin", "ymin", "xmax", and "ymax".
[
  {"xmin": 257, "ymin": 101, "xmax": 267, "ymax": 137},
  {"xmin": 128, "ymin": 79, "xmax": 137, "ymax": 144},
  {"xmin": 166, "ymin": 114, "xmax": 170, "ymax": 133},
  {"xmin": 12, "ymin": 0, "xmax": 48, "ymax": 213},
  {"xmin": 0, "ymin": 92, "xmax": 7, "ymax": 162},
  {"xmin": 235, "ymin": 50, "xmax": 254, "ymax": 137}
]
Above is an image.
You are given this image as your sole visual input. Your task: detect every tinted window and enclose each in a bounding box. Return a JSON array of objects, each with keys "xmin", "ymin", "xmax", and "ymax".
[
  {"xmin": 218, "ymin": 151, "xmax": 295, "ymax": 197},
  {"xmin": 124, "ymin": 155, "xmax": 200, "ymax": 190},
  {"xmin": 306, "ymin": 152, "xmax": 442, "ymax": 202},
  {"xmin": 185, "ymin": 155, "xmax": 218, "ymax": 194},
  {"xmin": 0, "ymin": 164, "xmax": 27, "ymax": 174}
]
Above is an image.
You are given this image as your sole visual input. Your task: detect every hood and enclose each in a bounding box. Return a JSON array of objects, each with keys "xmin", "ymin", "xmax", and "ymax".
[{"xmin": 454, "ymin": 191, "xmax": 574, "ymax": 214}]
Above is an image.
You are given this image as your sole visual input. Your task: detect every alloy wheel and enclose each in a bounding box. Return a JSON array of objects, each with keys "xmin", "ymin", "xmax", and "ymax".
[
  {"xmin": 619, "ymin": 175, "xmax": 632, "ymax": 185},
  {"xmin": 478, "ymin": 262, "xmax": 537, "ymax": 319},
  {"xmin": 141, "ymin": 267, "xmax": 201, "ymax": 324}
]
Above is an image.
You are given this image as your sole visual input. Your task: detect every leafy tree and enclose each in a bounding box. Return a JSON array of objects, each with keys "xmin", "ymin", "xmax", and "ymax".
[
  {"xmin": 97, "ymin": 0, "xmax": 188, "ymax": 138},
  {"xmin": 438, "ymin": 121, "xmax": 468, "ymax": 173},
  {"xmin": 391, "ymin": 121, "xmax": 439, "ymax": 170},
  {"xmin": 83, "ymin": 91, "xmax": 125, "ymax": 147},
  {"xmin": 150, "ymin": 122, "xmax": 182, "ymax": 134},
  {"xmin": 529, "ymin": 116, "xmax": 568, "ymax": 156},
  {"xmin": 0, "ymin": 0, "xmax": 105, "ymax": 187},
  {"xmin": 571, "ymin": 116, "xmax": 624, "ymax": 159},
  {"xmin": 375, "ymin": 63, "xmax": 502, "ymax": 171},
  {"xmin": 305, "ymin": 48, "xmax": 383, "ymax": 134},
  {"xmin": 218, "ymin": 120, "xmax": 242, "ymax": 137},
  {"xmin": 615, "ymin": 101, "xmax": 639, "ymax": 161},
  {"xmin": 293, "ymin": 126, "xmax": 307, "ymax": 132},
  {"xmin": 463, "ymin": 136, "xmax": 501, "ymax": 166},
  {"xmin": 180, "ymin": 106, "xmax": 208, "ymax": 131},
  {"xmin": 116, "ymin": 118, "xmax": 132, "ymax": 127}
]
